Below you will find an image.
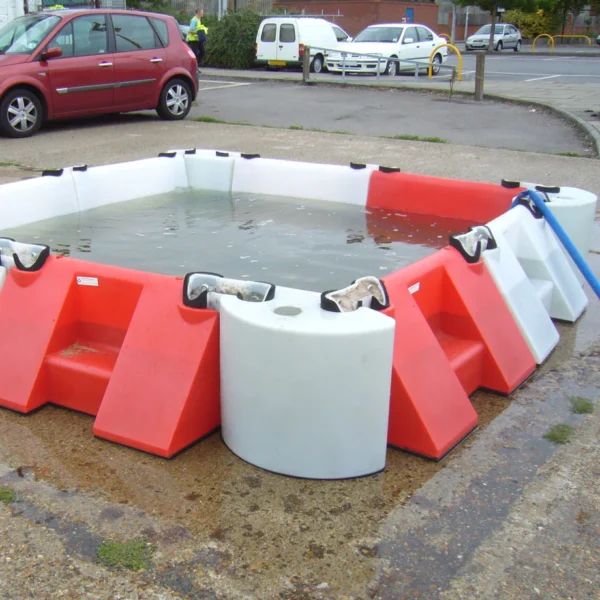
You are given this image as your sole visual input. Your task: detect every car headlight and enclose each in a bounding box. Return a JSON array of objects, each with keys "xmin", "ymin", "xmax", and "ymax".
[{"xmin": 328, "ymin": 52, "xmax": 341, "ymax": 60}]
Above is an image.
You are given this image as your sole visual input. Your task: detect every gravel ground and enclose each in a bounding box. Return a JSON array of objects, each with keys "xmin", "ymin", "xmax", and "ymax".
[{"xmin": 0, "ymin": 123, "xmax": 598, "ymax": 599}]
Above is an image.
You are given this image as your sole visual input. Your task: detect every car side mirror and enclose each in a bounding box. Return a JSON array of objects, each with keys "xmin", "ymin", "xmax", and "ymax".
[
  {"xmin": 403, "ymin": 37, "xmax": 414, "ymax": 44},
  {"xmin": 41, "ymin": 46, "xmax": 62, "ymax": 60}
]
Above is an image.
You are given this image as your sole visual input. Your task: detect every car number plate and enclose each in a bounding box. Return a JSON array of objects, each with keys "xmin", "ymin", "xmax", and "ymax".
[{"xmin": 268, "ymin": 60, "xmax": 286, "ymax": 66}]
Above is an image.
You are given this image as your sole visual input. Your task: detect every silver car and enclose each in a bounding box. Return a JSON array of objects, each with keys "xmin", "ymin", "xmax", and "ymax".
[{"xmin": 466, "ymin": 23, "xmax": 522, "ymax": 52}]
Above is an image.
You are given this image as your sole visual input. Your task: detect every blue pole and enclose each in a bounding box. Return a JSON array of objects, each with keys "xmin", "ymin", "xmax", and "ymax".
[{"xmin": 512, "ymin": 190, "xmax": 600, "ymax": 299}]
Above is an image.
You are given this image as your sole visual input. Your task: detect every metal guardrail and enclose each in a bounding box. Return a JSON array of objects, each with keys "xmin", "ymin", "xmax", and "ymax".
[
  {"xmin": 301, "ymin": 45, "xmax": 457, "ymax": 84},
  {"xmin": 532, "ymin": 34, "xmax": 593, "ymax": 52}
]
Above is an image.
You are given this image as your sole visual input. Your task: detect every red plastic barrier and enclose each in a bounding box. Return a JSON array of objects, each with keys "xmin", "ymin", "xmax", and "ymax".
[
  {"xmin": 381, "ymin": 246, "xmax": 536, "ymax": 460},
  {"xmin": 0, "ymin": 256, "xmax": 220, "ymax": 457},
  {"xmin": 367, "ymin": 171, "xmax": 525, "ymax": 223}
]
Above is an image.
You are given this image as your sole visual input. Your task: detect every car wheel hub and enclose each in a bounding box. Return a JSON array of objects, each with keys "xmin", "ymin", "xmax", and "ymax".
[
  {"xmin": 7, "ymin": 97, "xmax": 37, "ymax": 132},
  {"xmin": 166, "ymin": 85, "xmax": 189, "ymax": 116}
]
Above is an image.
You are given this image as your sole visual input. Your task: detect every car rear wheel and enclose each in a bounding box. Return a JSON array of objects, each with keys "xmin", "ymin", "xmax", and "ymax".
[
  {"xmin": 157, "ymin": 78, "xmax": 192, "ymax": 121},
  {"xmin": 385, "ymin": 58, "xmax": 398, "ymax": 76},
  {"xmin": 514, "ymin": 40, "xmax": 522, "ymax": 52},
  {"xmin": 310, "ymin": 54, "xmax": 325, "ymax": 74},
  {"xmin": 0, "ymin": 88, "xmax": 43, "ymax": 138},
  {"xmin": 431, "ymin": 54, "xmax": 442, "ymax": 76}
]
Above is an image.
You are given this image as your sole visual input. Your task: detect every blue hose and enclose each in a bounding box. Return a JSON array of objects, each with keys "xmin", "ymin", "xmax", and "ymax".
[{"xmin": 511, "ymin": 190, "xmax": 600, "ymax": 299}]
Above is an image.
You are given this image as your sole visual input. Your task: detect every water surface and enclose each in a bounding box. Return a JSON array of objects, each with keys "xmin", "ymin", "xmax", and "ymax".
[{"xmin": 1, "ymin": 189, "xmax": 476, "ymax": 291}]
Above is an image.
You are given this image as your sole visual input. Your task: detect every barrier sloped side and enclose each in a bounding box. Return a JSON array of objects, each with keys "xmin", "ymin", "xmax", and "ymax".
[
  {"xmin": 72, "ymin": 155, "xmax": 188, "ymax": 213},
  {"xmin": 219, "ymin": 285, "xmax": 395, "ymax": 479},
  {"xmin": 367, "ymin": 171, "xmax": 524, "ymax": 222},
  {"xmin": 0, "ymin": 170, "xmax": 79, "ymax": 230},
  {"xmin": 182, "ymin": 149, "xmax": 239, "ymax": 192},
  {"xmin": 380, "ymin": 279, "xmax": 478, "ymax": 460},
  {"xmin": 231, "ymin": 155, "xmax": 377, "ymax": 205},
  {"xmin": 519, "ymin": 182, "xmax": 598, "ymax": 285},
  {"xmin": 487, "ymin": 204, "xmax": 587, "ymax": 323},
  {"xmin": 0, "ymin": 255, "xmax": 220, "ymax": 457},
  {"xmin": 381, "ymin": 247, "xmax": 536, "ymax": 459},
  {"xmin": 478, "ymin": 213, "xmax": 560, "ymax": 364}
]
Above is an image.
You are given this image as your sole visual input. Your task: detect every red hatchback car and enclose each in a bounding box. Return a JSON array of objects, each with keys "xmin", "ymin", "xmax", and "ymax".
[{"xmin": 0, "ymin": 8, "xmax": 198, "ymax": 138}]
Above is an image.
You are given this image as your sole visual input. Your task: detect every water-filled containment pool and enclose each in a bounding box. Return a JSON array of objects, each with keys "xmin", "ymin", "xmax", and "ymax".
[{"xmin": 0, "ymin": 149, "xmax": 596, "ymax": 480}]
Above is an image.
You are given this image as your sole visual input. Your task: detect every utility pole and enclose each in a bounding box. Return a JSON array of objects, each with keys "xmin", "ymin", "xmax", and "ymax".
[{"xmin": 451, "ymin": 3, "xmax": 456, "ymax": 43}]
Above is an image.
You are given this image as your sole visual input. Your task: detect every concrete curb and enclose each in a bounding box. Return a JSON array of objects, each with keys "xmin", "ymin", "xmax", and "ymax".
[{"xmin": 198, "ymin": 69, "xmax": 600, "ymax": 158}]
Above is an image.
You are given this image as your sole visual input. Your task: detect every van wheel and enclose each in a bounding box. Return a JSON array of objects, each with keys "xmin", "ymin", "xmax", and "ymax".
[
  {"xmin": 310, "ymin": 54, "xmax": 325, "ymax": 74},
  {"xmin": 0, "ymin": 88, "xmax": 43, "ymax": 138},
  {"xmin": 157, "ymin": 78, "xmax": 192, "ymax": 121}
]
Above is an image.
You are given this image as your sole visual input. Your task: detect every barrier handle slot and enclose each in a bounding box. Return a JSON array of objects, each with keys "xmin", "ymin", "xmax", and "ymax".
[
  {"xmin": 183, "ymin": 272, "xmax": 276, "ymax": 309},
  {"xmin": 449, "ymin": 226, "xmax": 497, "ymax": 263},
  {"xmin": 321, "ymin": 276, "xmax": 389, "ymax": 313},
  {"xmin": 0, "ymin": 238, "xmax": 50, "ymax": 272}
]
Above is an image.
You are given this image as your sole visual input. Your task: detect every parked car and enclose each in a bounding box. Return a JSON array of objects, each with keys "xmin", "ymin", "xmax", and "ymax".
[
  {"xmin": 466, "ymin": 23, "xmax": 522, "ymax": 52},
  {"xmin": 255, "ymin": 17, "xmax": 351, "ymax": 74},
  {"xmin": 596, "ymin": 34, "xmax": 600, "ymax": 45},
  {"xmin": 0, "ymin": 8, "xmax": 198, "ymax": 138},
  {"xmin": 179, "ymin": 23, "xmax": 189, "ymax": 42},
  {"xmin": 325, "ymin": 23, "xmax": 448, "ymax": 76}
]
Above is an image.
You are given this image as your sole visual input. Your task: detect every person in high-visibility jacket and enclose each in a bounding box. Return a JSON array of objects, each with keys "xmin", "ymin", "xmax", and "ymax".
[{"xmin": 187, "ymin": 8, "xmax": 208, "ymax": 72}]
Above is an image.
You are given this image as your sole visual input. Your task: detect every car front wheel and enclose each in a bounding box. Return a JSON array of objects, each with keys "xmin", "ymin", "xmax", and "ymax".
[
  {"xmin": 0, "ymin": 88, "xmax": 43, "ymax": 138},
  {"xmin": 157, "ymin": 78, "xmax": 192, "ymax": 121},
  {"xmin": 431, "ymin": 54, "xmax": 442, "ymax": 76},
  {"xmin": 385, "ymin": 58, "xmax": 398, "ymax": 76},
  {"xmin": 495, "ymin": 41, "xmax": 503, "ymax": 51}
]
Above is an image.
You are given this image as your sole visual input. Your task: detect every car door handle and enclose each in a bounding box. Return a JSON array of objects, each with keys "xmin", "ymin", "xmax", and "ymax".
[
  {"xmin": 150, "ymin": 57, "xmax": 163, "ymax": 63},
  {"xmin": 98, "ymin": 61, "xmax": 113, "ymax": 67}
]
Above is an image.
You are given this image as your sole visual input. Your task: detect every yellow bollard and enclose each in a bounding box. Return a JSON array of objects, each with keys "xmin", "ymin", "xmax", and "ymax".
[
  {"xmin": 428, "ymin": 43, "xmax": 462, "ymax": 81},
  {"xmin": 532, "ymin": 34, "xmax": 555, "ymax": 53}
]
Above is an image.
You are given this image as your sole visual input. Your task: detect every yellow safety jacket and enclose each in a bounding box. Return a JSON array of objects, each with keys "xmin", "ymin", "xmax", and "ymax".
[{"xmin": 187, "ymin": 17, "xmax": 208, "ymax": 42}]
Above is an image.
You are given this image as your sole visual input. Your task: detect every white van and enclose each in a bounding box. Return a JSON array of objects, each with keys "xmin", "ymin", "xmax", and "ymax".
[{"xmin": 255, "ymin": 17, "xmax": 351, "ymax": 73}]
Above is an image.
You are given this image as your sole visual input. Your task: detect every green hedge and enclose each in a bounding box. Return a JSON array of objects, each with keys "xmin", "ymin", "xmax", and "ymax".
[
  {"xmin": 203, "ymin": 9, "xmax": 263, "ymax": 69},
  {"xmin": 503, "ymin": 9, "xmax": 561, "ymax": 38}
]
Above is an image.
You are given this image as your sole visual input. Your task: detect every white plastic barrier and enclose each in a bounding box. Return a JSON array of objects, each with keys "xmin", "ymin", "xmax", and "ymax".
[
  {"xmin": 219, "ymin": 285, "xmax": 395, "ymax": 479},
  {"xmin": 231, "ymin": 156, "xmax": 378, "ymax": 205},
  {"xmin": 487, "ymin": 204, "xmax": 588, "ymax": 323},
  {"xmin": 519, "ymin": 183, "xmax": 598, "ymax": 284},
  {"xmin": 468, "ymin": 217, "xmax": 558, "ymax": 364},
  {"xmin": 72, "ymin": 155, "xmax": 188, "ymax": 212},
  {"xmin": 0, "ymin": 170, "xmax": 79, "ymax": 230},
  {"xmin": 183, "ymin": 149, "xmax": 240, "ymax": 192}
]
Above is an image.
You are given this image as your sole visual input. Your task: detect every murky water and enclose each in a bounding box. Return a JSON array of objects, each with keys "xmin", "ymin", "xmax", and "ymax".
[{"xmin": 0, "ymin": 189, "xmax": 476, "ymax": 291}]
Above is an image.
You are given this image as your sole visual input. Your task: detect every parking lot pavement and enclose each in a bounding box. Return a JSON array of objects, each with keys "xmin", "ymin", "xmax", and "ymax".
[
  {"xmin": 191, "ymin": 79, "xmax": 593, "ymax": 155},
  {"xmin": 1, "ymin": 118, "xmax": 599, "ymax": 191}
]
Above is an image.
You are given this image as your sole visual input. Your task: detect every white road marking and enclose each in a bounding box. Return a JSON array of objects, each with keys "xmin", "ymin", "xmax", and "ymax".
[
  {"xmin": 197, "ymin": 82, "xmax": 253, "ymax": 91},
  {"xmin": 525, "ymin": 74, "xmax": 561, "ymax": 82}
]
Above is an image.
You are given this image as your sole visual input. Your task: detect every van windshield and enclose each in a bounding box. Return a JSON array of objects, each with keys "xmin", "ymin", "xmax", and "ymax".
[
  {"xmin": 353, "ymin": 26, "xmax": 404, "ymax": 43},
  {"xmin": 0, "ymin": 14, "xmax": 60, "ymax": 55}
]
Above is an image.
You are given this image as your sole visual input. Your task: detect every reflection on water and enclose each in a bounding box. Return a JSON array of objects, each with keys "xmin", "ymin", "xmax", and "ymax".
[{"xmin": 0, "ymin": 189, "xmax": 476, "ymax": 292}]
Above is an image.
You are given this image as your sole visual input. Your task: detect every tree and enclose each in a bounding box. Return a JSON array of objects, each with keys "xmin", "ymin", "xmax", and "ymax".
[{"xmin": 455, "ymin": 0, "xmax": 538, "ymax": 50}]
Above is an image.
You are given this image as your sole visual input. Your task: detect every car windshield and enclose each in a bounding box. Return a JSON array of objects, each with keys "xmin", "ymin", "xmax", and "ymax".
[
  {"xmin": 353, "ymin": 26, "xmax": 404, "ymax": 43},
  {"xmin": 0, "ymin": 14, "xmax": 60, "ymax": 55},
  {"xmin": 475, "ymin": 25, "xmax": 504, "ymax": 35}
]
